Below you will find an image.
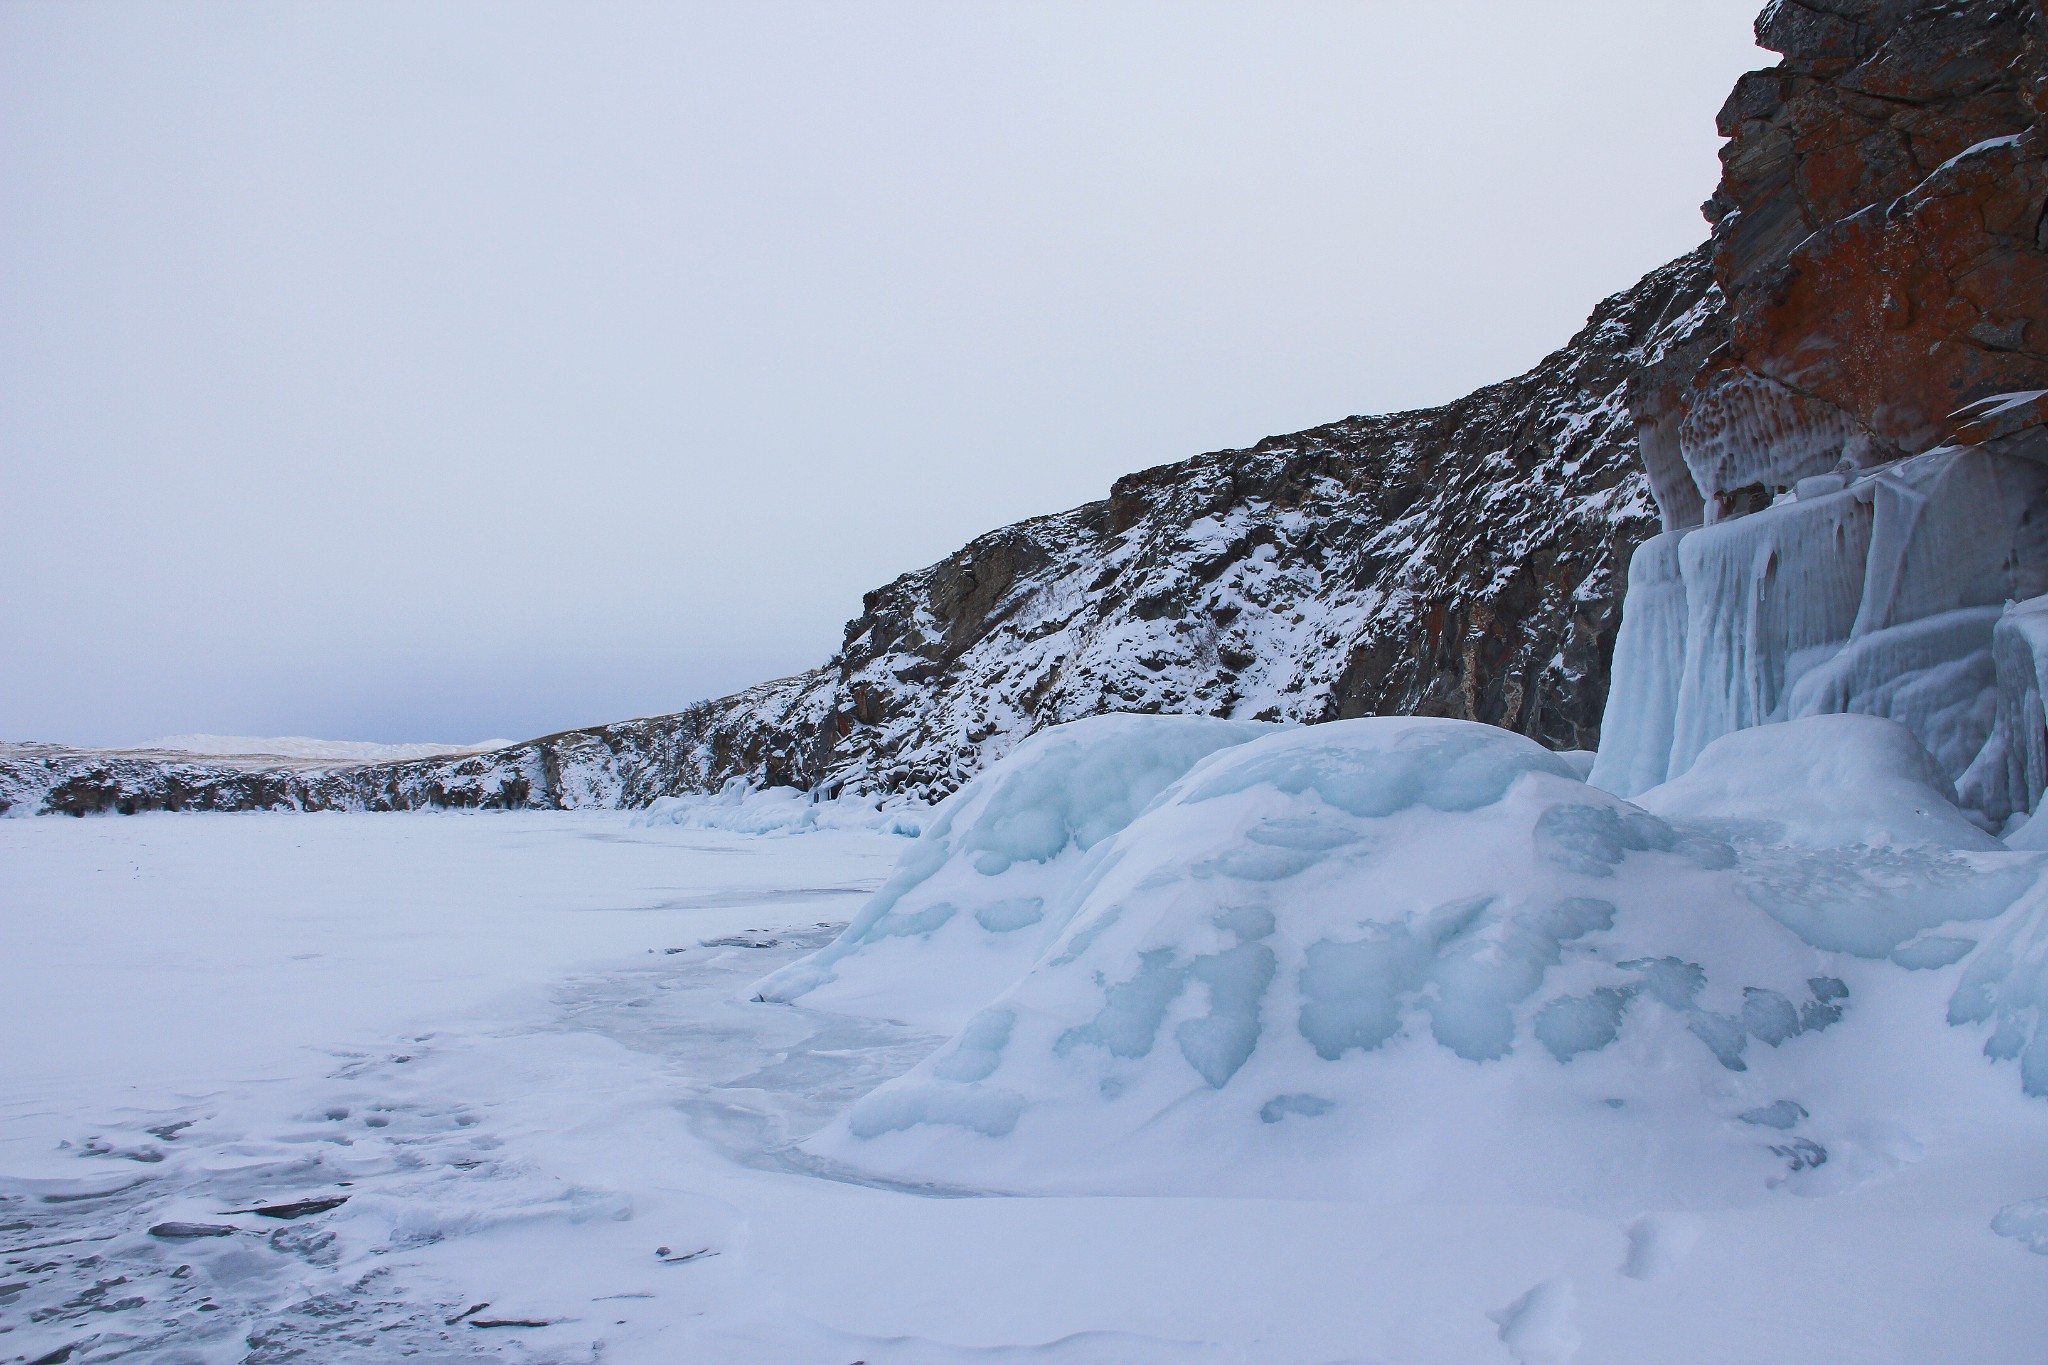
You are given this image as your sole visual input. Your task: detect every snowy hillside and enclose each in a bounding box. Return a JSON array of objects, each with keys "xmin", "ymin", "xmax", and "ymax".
[{"xmin": 0, "ymin": 250, "xmax": 1716, "ymax": 816}]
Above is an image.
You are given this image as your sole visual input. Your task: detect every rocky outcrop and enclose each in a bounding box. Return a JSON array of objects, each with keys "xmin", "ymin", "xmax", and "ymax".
[
  {"xmin": 1679, "ymin": 0, "xmax": 2048, "ymax": 508},
  {"xmin": 791, "ymin": 251, "xmax": 1716, "ymax": 800},
  {"xmin": 1592, "ymin": 0, "xmax": 2048, "ymax": 820}
]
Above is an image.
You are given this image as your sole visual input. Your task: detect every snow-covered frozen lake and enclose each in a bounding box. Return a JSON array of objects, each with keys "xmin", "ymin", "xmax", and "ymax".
[{"xmin": 4, "ymin": 811, "xmax": 2043, "ymax": 1363}]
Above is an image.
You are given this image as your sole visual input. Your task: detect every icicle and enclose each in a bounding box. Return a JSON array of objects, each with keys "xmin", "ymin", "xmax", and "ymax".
[
  {"xmin": 1676, "ymin": 372, "xmax": 1858, "ymax": 511},
  {"xmin": 1665, "ymin": 487, "xmax": 1873, "ymax": 779},
  {"xmin": 1978, "ymin": 596, "xmax": 2048, "ymax": 823},
  {"xmin": 1781, "ymin": 606, "xmax": 2000, "ymax": 798},
  {"xmin": 1854, "ymin": 447, "xmax": 2048, "ymax": 638},
  {"xmin": 1589, "ymin": 531, "xmax": 1690, "ymax": 797}
]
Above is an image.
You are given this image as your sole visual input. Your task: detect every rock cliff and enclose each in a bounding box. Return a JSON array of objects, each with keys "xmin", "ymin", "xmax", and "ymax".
[
  {"xmin": 1678, "ymin": 0, "xmax": 2047, "ymax": 510},
  {"xmin": 1592, "ymin": 0, "xmax": 2048, "ymax": 819}
]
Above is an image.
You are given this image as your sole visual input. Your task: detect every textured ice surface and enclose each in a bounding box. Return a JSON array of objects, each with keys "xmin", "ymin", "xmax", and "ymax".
[
  {"xmin": 791, "ymin": 715, "xmax": 2048, "ymax": 1201},
  {"xmin": 1639, "ymin": 719, "xmax": 2033, "ymax": 963},
  {"xmin": 1666, "ymin": 488, "xmax": 1872, "ymax": 778},
  {"xmin": 1980, "ymin": 593, "xmax": 2048, "ymax": 826},
  {"xmin": 751, "ymin": 713, "xmax": 1271, "ymax": 1031},
  {"xmin": 1949, "ymin": 878, "xmax": 2048, "ymax": 1096},
  {"xmin": 1588, "ymin": 531, "xmax": 1691, "ymax": 797},
  {"xmin": 1595, "ymin": 441, "xmax": 2048, "ymax": 819},
  {"xmin": 1782, "ymin": 608, "xmax": 1999, "ymax": 790},
  {"xmin": 1676, "ymin": 371, "xmax": 1858, "ymax": 507},
  {"xmin": 1851, "ymin": 447, "xmax": 2048, "ymax": 638}
]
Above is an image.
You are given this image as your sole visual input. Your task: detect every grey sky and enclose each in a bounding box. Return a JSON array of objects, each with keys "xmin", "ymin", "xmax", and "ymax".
[{"xmin": 2, "ymin": 2, "xmax": 1767, "ymax": 747}]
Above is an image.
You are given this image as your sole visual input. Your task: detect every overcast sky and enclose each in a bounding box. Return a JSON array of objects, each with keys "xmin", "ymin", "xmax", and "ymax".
[{"xmin": 2, "ymin": 1, "xmax": 1767, "ymax": 747}]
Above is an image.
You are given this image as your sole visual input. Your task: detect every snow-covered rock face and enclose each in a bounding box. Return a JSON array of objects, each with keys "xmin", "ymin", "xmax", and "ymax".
[
  {"xmin": 795, "ymin": 254, "xmax": 1715, "ymax": 802},
  {"xmin": 0, "ymin": 249, "xmax": 1721, "ymax": 816},
  {"xmin": 762, "ymin": 713, "xmax": 2047, "ymax": 1202}
]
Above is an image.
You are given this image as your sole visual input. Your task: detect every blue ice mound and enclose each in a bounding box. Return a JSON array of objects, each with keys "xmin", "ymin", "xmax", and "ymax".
[
  {"xmin": 750, "ymin": 712, "xmax": 1272, "ymax": 1030},
  {"xmin": 795, "ymin": 716, "xmax": 2045, "ymax": 1201}
]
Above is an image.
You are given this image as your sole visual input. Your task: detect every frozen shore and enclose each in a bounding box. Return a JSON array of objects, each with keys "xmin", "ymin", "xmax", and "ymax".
[{"xmin": 5, "ymin": 808, "xmax": 2043, "ymax": 1364}]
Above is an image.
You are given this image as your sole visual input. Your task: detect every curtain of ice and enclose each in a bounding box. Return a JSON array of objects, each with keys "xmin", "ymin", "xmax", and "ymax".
[
  {"xmin": 1593, "ymin": 437, "xmax": 2048, "ymax": 820},
  {"xmin": 1586, "ymin": 532, "xmax": 1691, "ymax": 798},
  {"xmin": 1665, "ymin": 487, "xmax": 1873, "ymax": 778}
]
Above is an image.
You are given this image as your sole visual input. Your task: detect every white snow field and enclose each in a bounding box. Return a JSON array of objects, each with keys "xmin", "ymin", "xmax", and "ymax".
[{"xmin": 7, "ymin": 718, "xmax": 2048, "ymax": 1364}]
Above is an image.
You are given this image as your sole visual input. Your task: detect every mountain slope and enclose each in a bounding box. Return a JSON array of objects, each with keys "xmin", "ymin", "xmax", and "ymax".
[
  {"xmin": 806, "ymin": 248, "xmax": 1718, "ymax": 799},
  {"xmin": 3, "ymin": 248, "xmax": 1718, "ymax": 815}
]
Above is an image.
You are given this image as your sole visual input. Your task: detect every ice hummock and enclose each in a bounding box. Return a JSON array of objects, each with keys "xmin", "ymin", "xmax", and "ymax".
[
  {"xmin": 761, "ymin": 714, "xmax": 2047, "ymax": 1201},
  {"xmin": 750, "ymin": 713, "xmax": 1272, "ymax": 1031}
]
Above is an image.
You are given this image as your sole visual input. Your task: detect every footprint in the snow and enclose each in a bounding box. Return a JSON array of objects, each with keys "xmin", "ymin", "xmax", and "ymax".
[
  {"xmin": 1619, "ymin": 1213, "xmax": 1700, "ymax": 1281},
  {"xmin": 1490, "ymin": 1277, "xmax": 1579, "ymax": 1365}
]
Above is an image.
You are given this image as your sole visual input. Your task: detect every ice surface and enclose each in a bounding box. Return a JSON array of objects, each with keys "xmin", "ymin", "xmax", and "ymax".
[
  {"xmin": 791, "ymin": 714, "xmax": 2047, "ymax": 1203},
  {"xmin": 1781, "ymin": 607, "xmax": 1999, "ymax": 792},
  {"xmin": 1552, "ymin": 748, "xmax": 1597, "ymax": 780},
  {"xmin": 750, "ymin": 713, "xmax": 1272, "ymax": 1031},
  {"xmin": 11, "ymin": 810, "xmax": 2048, "ymax": 1363},
  {"xmin": 1598, "ymin": 438, "xmax": 2048, "ymax": 817},
  {"xmin": 1979, "ymin": 593, "xmax": 2048, "ymax": 825},
  {"xmin": 1949, "ymin": 878, "xmax": 2048, "ymax": 1096},
  {"xmin": 1851, "ymin": 446, "xmax": 2048, "ymax": 638}
]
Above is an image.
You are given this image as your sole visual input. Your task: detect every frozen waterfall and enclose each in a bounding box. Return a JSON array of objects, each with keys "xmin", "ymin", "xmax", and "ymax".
[{"xmin": 1592, "ymin": 426, "xmax": 2048, "ymax": 820}]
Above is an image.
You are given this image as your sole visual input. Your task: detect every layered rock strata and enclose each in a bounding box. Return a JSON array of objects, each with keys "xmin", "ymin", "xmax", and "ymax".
[{"xmin": 1683, "ymin": 0, "xmax": 2047, "ymax": 510}]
